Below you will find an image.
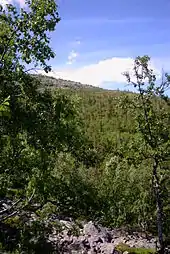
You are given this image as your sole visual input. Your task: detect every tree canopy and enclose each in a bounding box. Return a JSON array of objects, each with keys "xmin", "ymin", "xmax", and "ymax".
[{"xmin": 0, "ymin": 1, "xmax": 169, "ymax": 253}]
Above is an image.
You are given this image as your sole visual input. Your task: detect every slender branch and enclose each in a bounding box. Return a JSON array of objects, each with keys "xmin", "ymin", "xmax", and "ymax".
[
  {"xmin": 0, "ymin": 190, "xmax": 35, "ymax": 222},
  {"xmin": 25, "ymin": 189, "xmax": 35, "ymax": 206},
  {"xmin": 0, "ymin": 198, "xmax": 22, "ymax": 215},
  {"xmin": 139, "ymin": 84, "xmax": 154, "ymax": 143},
  {"xmin": 132, "ymin": 76, "xmax": 156, "ymax": 149},
  {"xmin": 25, "ymin": 67, "xmax": 41, "ymax": 73},
  {"xmin": 0, "ymin": 211, "xmax": 18, "ymax": 222}
]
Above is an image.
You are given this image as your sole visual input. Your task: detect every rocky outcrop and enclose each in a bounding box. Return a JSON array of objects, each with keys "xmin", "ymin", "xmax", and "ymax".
[
  {"xmin": 48, "ymin": 220, "xmax": 158, "ymax": 253},
  {"xmin": 32, "ymin": 74, "xmax": 103, "ymax": 91},
  {"xmin": 0, "ymin": 198, "xmax": 168, "ymax": 253}
]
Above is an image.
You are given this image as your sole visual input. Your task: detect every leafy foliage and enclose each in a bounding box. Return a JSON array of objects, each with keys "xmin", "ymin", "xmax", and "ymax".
[{"xmin": 0, "ymin": 0, "xmax": 169, "ymax": 252}]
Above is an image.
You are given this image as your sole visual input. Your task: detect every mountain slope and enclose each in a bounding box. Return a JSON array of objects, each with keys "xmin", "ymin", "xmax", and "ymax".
[{"xmin": 32, "ymin": 74, "xmax": 104, "ymax": 91}]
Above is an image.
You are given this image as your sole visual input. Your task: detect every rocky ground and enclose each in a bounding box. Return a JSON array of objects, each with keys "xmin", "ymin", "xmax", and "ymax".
[
  {"xmin": 47, "ymin": 218, "xmax": 162, "ymax": 253},
  {"xmin": 0, "ymin": 199, "xmax": 169, "ymax": 253},
  {"xmin": 32, "ymin": 74, "xmax": 103, "ymax": 91}
]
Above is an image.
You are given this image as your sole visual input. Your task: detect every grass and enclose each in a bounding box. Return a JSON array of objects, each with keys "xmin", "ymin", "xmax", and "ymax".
[{"xmin": 115, "ymin": 243, "xmax": 156, "ymax": 254}]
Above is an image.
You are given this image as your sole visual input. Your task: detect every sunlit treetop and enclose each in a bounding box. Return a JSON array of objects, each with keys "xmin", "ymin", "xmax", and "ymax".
[{"xmin": 0, "ymin": 0, "xmax": 60, "ymax": 74}]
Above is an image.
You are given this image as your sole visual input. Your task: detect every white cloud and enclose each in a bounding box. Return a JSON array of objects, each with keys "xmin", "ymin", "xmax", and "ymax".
[
  {"xmin": 66, "ymin": 50, "xmax": 78, "ymax": 65},
  {"xmin": 40, "ymin": 57, "xmax": 161, "ymax": 87}
]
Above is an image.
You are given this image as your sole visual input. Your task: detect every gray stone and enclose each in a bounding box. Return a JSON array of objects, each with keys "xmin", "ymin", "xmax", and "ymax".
[
  {"xmin": 100, "ymin": 243, "xmax": 115, "ymax": 254},
  {"xmin": 83, "ymin": 221, "xmax": 99, "ymax": 236},
  {"xmin": 46, "ymin": 217, "xmax": 157, "ymax": 254}
]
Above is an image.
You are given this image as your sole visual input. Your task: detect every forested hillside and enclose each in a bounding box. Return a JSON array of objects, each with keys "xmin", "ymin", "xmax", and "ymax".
[
  {"xmin": 0, "ymin": 1, "xmax": 169, "ymax": 253},
  {"xmin": 32, "ymin": 74, "xmax": 103, "ymax": 91}
]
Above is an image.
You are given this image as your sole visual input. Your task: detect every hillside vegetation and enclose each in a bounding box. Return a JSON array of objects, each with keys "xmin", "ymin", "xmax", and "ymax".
[
  {"xmin": 0, "ymin": 1, "xmax": 169, "ymax": 253},
  {"xmin": 32, "ymin": 74, "xmax": 103, "ymax": 91}
]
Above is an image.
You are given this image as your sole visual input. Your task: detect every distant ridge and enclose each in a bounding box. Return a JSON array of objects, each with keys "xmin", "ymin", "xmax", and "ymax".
[{"xmin": 32, "ymin": 74, "xmax": 104, "ymax": 91}]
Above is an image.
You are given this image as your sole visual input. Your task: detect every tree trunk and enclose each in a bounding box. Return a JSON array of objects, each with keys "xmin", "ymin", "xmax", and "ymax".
[{"xmin": 153, "ymin": 160, "xmax": 164, "ymax": 253}]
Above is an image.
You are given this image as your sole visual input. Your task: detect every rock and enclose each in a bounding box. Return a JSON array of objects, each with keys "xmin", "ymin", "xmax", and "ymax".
[
  {"xmin": 46, "ymin": 217, "xmax": 157, "ymax": 253},
  {"xmin": 83, "ymin": 221, "xmax": 99, "ymax": 236},
  {"xmin": 69, "ymin": 238, "xmax": 84, "ymax": 251},
  {"xmin": 113, "ymin": 251, "xmax": 121, "ymax": 254},
  {"xmin": 112, "ymin": 237, "xmax": 126, "ymax": 246},
  {"xmin": 124, "ymin": 236, "xmax": 156, "ymax": 249},
  {"xmin": 165, "ymin": 247, "xmax": 170, "ymax": 254},
  {"xmin": 60, "ymin": 220, "xmax": 74, "ymax": 230},
  {"xmin": 100, "ymin": 243, "xmax": 115, "ymax": 254},
  {"xmin": 82, "ymin": 238, "xmax": 91, "ymax": 249}
]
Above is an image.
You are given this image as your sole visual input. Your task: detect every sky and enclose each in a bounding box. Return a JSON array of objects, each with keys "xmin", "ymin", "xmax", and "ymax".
[{"xmin": 1, "ymin": 0, "xmax": 170, "ymax": 90}]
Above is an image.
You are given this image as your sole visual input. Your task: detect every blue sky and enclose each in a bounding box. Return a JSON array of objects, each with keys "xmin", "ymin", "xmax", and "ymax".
[
  {"xmin": 51, "ymin": 0, "xmax": 170, "ymax": 64},
  {"xmin": 40, "ymin": 0, "xmax": 170, "ymax": 90},
  {"xmin": 2, "ymin": 0, "xmax": 170, "ymax": 90}
]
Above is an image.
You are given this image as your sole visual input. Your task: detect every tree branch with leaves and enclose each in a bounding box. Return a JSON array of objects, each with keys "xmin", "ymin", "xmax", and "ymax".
[{"xmin": 124, "ymin": 56, "xmax": 170, "ymax": 253}]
